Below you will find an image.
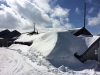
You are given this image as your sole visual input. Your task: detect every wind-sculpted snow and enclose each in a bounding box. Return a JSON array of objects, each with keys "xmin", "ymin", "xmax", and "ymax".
[
  {"xmin": 0, "ymin": 48, "xmax": 56, "ymax": 75},
  {"xmin": 0, "ymin": 47, "xmax": 99, "ymax": 75},
  {"xmin": 29, "ymin": 31, "xmax": 99, "ymax": 69},
  {"xmin": 2, "ymin": 31, "xmax": 100, "ymax": 75}
]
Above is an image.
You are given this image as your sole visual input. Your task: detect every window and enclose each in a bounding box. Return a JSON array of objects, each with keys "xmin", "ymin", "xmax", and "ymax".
[{"xmin": 95, "ymin": 49, "xmax": 98, "ymax": 55}]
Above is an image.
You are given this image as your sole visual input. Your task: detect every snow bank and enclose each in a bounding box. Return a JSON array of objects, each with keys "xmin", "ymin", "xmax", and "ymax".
[
  {"xmin": 0, "ymin": 48, "xmax": 99, "ymax": 75},
  {"xmin": 10, "ymin": 31, "xmax": 100, "ymax": 68},
  {"xmin": 9, "ymin": 44, "xmax": 30, "ymax": 53},
  {"xmin": 0, "ymin": 48, "xmax": 55, "ymax": 75},
  {"xmin": 15, "ymin": 34, "xmax": 34, "ymax": 42},
  {"xmin": 28, "ymin": 31, "xmax": 86, "ymax": 69},
  {"xmin": 10, "ymin": 31, "xmax": 100, "ymax": 69},
  {"xmin": 15, "ymin": 33, "xmax": 44, "ymax": 42},
  {"xmin": 29, "ymin": 32, "xmax": 57, "ymax": 56},
  {"xmin": 2, "ymin": 30, "xmax": 100, "ymax": 74},
  {"xmin": 28, "ymin": 31, "xmax": 99, "ymax": 69}
]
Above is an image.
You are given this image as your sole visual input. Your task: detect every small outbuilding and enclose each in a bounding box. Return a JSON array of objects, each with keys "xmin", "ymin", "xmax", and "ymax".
[
  {"xmin": 74, "ymin": 35, "xmax": 100, "ymax": 63},
  {"xmin": 0, "ymin": 29, "xmax": 21, "ymax": 47}
]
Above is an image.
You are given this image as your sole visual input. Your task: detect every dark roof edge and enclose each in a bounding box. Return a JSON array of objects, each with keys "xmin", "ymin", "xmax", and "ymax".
[
  {"xmin": 83, "ymin": 27, "xmax": 92, "ymax": 35},
  {"xmin": 73, "ymin": 27, "xmax": 92, "ymax": 36}
]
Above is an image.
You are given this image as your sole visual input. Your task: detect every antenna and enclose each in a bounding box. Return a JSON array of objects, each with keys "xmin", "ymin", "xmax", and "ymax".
[
  {"xmin": 83, "ymin": 2, "xmax": 86, "ymax": 35},
  {"xmin": 34, "ymin": 23, "xmax": 35, "ymax": 32},
  {"xmin": 84, "ymin": 2, "xmax": 86, "ymax": 28}
]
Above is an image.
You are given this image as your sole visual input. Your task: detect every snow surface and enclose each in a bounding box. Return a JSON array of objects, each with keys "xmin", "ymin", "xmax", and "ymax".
[
  {"xmin": 68, "ymin": 27, "xmax": 82, "ymax": 34},
  {"xmin": 0, "ymin": 31, "xmax": 100, "ymax": 75},
  {"xmin": 77, "ymin": 35, "xmax": 100, "ymax": 54},
  {"xmin": 0, "ymin": 48, "xmax": 55, "ymax": 75},
  {"xmin": 79, "ymin": 35, "xmax": 100, "ymax": 47},
  {"xmin": 9, "ymin": 44, "xmax": 30, "ymax": 53},
  {"xmin": 28, "ymin": 31, "xmax": 100, "ymax": 68}
]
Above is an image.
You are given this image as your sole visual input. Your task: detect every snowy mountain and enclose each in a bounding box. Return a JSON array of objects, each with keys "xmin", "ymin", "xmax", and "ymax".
[{"xmin": 0, "ymin": 31, "xmax": 100, "ymax": 75}]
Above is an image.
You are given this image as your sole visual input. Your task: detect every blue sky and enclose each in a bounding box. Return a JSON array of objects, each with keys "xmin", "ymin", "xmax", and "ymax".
[
  {"xmin": 0, "ymin": 0, "xmax": 100, "ymax": 34},
  {"xmin": 54, "ymin": 0, "xmax": 100, "ymax": 34}
]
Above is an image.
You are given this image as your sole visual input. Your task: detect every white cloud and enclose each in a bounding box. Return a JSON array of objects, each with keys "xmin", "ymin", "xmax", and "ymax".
[
  {"xmin": 75, "ymin": 7, "xmax": 80, "ymax": 14},
  {"xmin": 0, "ymin": 4, "xmax": 22, "ymax": 29},
  {"xmin": 87, "ymin": 12, "xmax": 100, "ymax": 26},
  {"xmin": 51, "ymin": 5, "xmax": 70, "ymax": 18},
  {"xmin": 52, "ymin": 19, "xmax": 60, "ymax": 28},
  {"xmin": 88, "ymin": 7, "xmax": 94, "ymax": 13},
  {"xmin": 64, "ymin": 23, "xmax": 73, "ymax": 29},
  {"xmin": 0, "ymin": 0, "xmax": 73, "ymax": 32},
  {"xmin": 33, "ymin": 0, "xmax": 51, "ymax": 13},
  {"xmin": 0, "ymin": 0, "xmax": 5, "ymax": 2}
]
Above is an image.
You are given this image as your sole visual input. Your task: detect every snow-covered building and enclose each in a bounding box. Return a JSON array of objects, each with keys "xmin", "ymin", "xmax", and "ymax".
[
  {"xmin": 0, "ymin": 29, "xmax": 21, "ymax": 47},
  {"xmin": 75, "ymin": 35, "xmax": 100, "ymax": 63},
  {"xmin": 68, "ymin": 27, "xmax": 100, "ymax": 63}
]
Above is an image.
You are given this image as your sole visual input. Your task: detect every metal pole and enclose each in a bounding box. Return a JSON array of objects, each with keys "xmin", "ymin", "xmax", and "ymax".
[
  {"xmin": 34, "ymin": 23, "xmax": 35, "ymax": 32},
  {"xmin": 84, "ymin": 3, "xmax": 86, "ymax": 34},
  {"xmin": 84, "ymin": 3, "xmax": 86, "ymax": 28}
]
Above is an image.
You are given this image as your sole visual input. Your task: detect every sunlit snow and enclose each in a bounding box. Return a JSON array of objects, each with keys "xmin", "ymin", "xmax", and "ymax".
[{"xmin": 0, "ymin": 31, "xmax": 100, "ymax": 75}]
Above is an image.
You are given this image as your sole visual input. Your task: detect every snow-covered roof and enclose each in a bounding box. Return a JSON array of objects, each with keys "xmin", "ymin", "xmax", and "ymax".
[
  {"xmin": 15, "ymin": 33, "xmax": 44, "ymax": 42},
  {"xmin": 78, "ymin": 35, "xmax": 100, "ymax": 54},
  {"xmin": 15, "ymin": 34, "xmax": 33, "ymax": 42},
  {"xmin": 79, "ymin": 35, "xmax": 100, "ymax": 47},
  {"xmin": 68, "ymin": 27, "xmax": 82, "ymax": 34}
]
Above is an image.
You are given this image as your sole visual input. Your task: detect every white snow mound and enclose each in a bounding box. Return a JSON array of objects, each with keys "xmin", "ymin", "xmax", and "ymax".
[{"xmin": 28, "ymin": 31, "xmax": 99, "ymax": 68}]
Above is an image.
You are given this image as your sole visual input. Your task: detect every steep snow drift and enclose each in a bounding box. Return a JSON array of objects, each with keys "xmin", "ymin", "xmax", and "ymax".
[
  {"xmin": 13, "ymin": 31, "xmax": 100, "ymax": 69},
  {"xmin": 29, "ymin": 32, "xmax": 58, "ymax": 57},
  {"xmin": 28, "ymin": 31, "xmax": 98, "ymax": 69},
  {"xmin": 46, "ymin": 32, "xmax": 86, "ymax": 68},
  {"xmin": 3, "ymin": 31, "xmax": 100, "ymax": 74}
]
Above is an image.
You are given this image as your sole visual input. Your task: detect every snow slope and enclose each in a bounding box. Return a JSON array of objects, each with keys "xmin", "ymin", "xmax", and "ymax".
[
  {"xmin": 0, "ymin": 47, "xmax": 99, "ymax": 75},
  {"xmin": 1, "ymin": 31, "xmax": 100, "ymax": 75},
  {"xmin": 29, "ymin": 31, "xmax": 99, "ymax": 69},
  {"xmin": 0, "ymin": 48, "xmax": 57, "ymax": 75}
]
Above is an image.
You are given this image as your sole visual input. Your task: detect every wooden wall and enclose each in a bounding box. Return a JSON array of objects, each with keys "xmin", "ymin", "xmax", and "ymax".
[
  {"xmin": 0, "ymin": 39, "xmax": 7, "ymax": 47},
  {"xmin": 0, "ymin": 38, "xmax": 15, "ymax": 47}
]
